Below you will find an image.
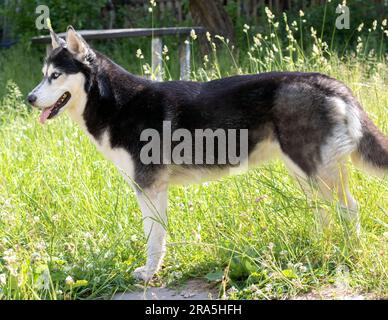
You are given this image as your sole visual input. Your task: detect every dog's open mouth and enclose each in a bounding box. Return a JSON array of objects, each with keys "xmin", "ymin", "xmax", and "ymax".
[{"xmin": 39, "ymin": 92, "xmax": 71, "ymax": 124}]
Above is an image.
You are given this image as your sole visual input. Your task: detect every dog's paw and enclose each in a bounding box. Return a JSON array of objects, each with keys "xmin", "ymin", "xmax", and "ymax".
[{"xmin": 132, "ymin": 266, "xmax": 155, "ymax": 282}]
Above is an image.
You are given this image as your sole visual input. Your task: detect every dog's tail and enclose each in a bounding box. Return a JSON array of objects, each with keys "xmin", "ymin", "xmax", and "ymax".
[{"xmin": 351, "ymin": 109, "xmax": 388, "ymax": 176}]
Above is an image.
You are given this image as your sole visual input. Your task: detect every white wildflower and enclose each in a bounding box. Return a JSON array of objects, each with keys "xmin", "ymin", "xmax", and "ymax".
[
  {"xmin": 190, "ymin": 29, "xmax": 197, "ymax": 40},
  {"xmin": 206, "ymin": 31, "xmax": 211, "ymax": 42},
  {"xmin": 36, "ymin": 241, "xmax": 47, "ymax": 251},
  {"xmin": 227, "ymin": 286, "xmax": 238, "ymax": 295},
  {"xmin": 65, "ymin": 275, "xmax": 74, "ymax": 286},
  {"xmin": 265, "ymin": 7, "xmax": 275, "ymax": 21},
  {"xmin": 136, "ymin": 49, "xmax": 144, "ymax": 59},
  {"xmin": 265, "ymin": 283, "xmax": 273, "ymax": 292},
  {"xmin": 372, "ymin": 20, "xmax": 377, "ymax": 31},
  {"xmin": 3, "ymin": 249, "xmax": 17, "ymax": 265},
  {"xmin": 0, "ymin": 273, "xmax": 6, "ymax": 286},
  {"xmin": 299, "ymin": 265, "xmax": 307, "ymax": 273},
  {"xmin": 253, "ymin": 36, "xmax": 261, "ymax": 46},
  {"xmin": 31, "ymin": 252, "xmax": 41, "ymax": 262},
  {"xmin": 84, "ymin": 232, "xmax": 93, "ymax": 239},
  {"xmin": 171, "ymin": 271, "xmax": 183, "ymax": 280}
]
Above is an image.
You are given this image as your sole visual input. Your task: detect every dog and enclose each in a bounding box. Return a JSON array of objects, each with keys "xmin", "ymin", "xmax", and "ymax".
[{"xmin": 28, "ymin": 26, "xmax": 388, "ymax": 282}]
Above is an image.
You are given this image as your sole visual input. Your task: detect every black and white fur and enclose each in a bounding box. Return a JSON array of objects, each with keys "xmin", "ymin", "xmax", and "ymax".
[{"xmin": 28, "ymin": 27, "xmax": 388, "ymax": 281}]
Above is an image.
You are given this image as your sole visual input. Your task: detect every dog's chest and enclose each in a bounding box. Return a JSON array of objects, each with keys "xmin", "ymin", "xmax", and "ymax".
[
  {"xmin": 67, "ymin": 107, "xmax": 135, "ymax": 183},
  {"xmin": 94, "ymin": 130, "xmax": 135, "ymax": 183}
]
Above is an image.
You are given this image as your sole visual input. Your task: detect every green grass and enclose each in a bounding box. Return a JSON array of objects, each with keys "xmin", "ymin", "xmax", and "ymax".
[{"xmin": 0, "ymin": 12, "xmax": 387, "ymax": 299}]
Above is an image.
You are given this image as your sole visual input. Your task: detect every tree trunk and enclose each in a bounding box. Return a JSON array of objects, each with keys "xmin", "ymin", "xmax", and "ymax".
[{"xmin": 189, "ymin": 0, "xmax": 235, "ymax": 42}]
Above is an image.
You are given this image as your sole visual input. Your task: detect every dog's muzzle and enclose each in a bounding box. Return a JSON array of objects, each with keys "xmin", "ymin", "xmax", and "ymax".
[{"xmin": 27, "ymin": 94, "xmax": 37, "ymax": 105}]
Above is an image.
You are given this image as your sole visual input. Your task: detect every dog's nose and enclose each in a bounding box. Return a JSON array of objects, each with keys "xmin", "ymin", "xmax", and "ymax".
[{"xmin": 27, "ymin": 94, "xmax": 37, "ymax": 105}]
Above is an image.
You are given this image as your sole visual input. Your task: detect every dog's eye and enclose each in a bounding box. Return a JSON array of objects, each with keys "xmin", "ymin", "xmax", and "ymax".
[{"xmin": 51, "ymin": 72, "xmax": 61, "ymax": 80}]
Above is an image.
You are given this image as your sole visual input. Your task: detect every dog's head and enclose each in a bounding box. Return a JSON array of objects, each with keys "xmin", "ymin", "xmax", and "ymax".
[{"xmin": 28, "ymin": 26, "xmax": 94, "ymax": 124}]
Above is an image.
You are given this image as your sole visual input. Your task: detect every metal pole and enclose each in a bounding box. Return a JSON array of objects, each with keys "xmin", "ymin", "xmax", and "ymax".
[
  {"xmin": 151, "ymin": 37, "xmax": 163, "ymax": 81},
  {"xmin": 179, "ymin": 36, "xmax": 190, "ymax": 81}
]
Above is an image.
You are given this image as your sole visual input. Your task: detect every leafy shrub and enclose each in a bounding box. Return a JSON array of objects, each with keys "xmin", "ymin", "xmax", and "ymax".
[{"xmin": 0, "ymin": 80, "xmax": 27, "ymax": 121}]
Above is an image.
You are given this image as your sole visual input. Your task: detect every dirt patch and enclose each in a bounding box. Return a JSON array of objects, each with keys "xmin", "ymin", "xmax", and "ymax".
[
  {"xmin": 294, "ymin": 287, "xmax": 374, "ymax": 300},
  {"xmin": 294, "ymin": 285, "xmax": 375, "ymax": 300},
  {"xmin": 113, "ymin": 279, "xmax": 219, "ymax": 300}
]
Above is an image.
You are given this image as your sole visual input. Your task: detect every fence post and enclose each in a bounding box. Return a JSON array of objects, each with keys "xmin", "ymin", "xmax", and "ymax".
[
  {"xmin": 179, "ymin": 36, "xmax": 191, "ymax": 81},
  {"xmin": 151, "ymin": 37, "xmax": 163, "ymax": 81},
  {"xmin": 2, "ymin": 0, "xmax": 10, "ymax": 42}
]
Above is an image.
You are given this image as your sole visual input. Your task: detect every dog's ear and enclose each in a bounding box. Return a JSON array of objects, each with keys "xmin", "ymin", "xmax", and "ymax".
[
  {"xmin": 50, "ymin": 28, "xmax": 66, "ymax": 50},
  {"xmin": 66, "ymin": 26, "xmax": 94, "ymax": 63}
]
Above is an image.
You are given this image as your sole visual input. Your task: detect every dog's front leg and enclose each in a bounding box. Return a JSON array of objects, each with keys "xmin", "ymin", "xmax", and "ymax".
[{"xmin": 133, "ymin": 187, "xmax": 168, "ymax": 282}]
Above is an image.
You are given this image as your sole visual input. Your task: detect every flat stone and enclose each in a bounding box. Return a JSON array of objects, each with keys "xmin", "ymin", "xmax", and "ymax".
[{"xmin": 113, "ymin": 279, "xmax": 219, "ymax": 300}]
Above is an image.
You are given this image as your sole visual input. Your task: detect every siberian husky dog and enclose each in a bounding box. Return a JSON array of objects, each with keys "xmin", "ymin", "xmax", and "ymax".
[{"xmin": 28, "ymin": 27, "xmax": 387, "ymax": 282}]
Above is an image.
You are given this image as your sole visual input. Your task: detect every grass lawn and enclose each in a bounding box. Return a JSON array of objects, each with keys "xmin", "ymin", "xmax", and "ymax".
[{"xmin": 0, "ymin": 18, "xmax": 387, "ymax": 299}]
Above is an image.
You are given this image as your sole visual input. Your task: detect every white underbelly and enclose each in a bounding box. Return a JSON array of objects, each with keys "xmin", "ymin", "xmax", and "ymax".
[{"xmin": 168, "ymin": 138, "xmax": 281, "ymax": 185}]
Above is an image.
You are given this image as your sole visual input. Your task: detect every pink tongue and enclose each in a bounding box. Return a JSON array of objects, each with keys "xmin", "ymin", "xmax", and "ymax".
[{"xmin": 39, "ymin": 107, "xmax": 54, "ymax": 124}]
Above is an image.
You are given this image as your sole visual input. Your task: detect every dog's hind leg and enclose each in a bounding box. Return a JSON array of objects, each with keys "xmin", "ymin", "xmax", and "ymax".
[
  {"xmin": 133, "ymin": 185, "xmax": 168, "ymax": 282},
  {"xmin": 281, "ymin": 155, "xmax": 333, "ymax": 232},
  {"xmin": 282, "ymin": 155, "xmax": 360, "ymax": 236},
  {"xmin": 314, "ymin": 164, "xmax": 360, "ymax": 237}
]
